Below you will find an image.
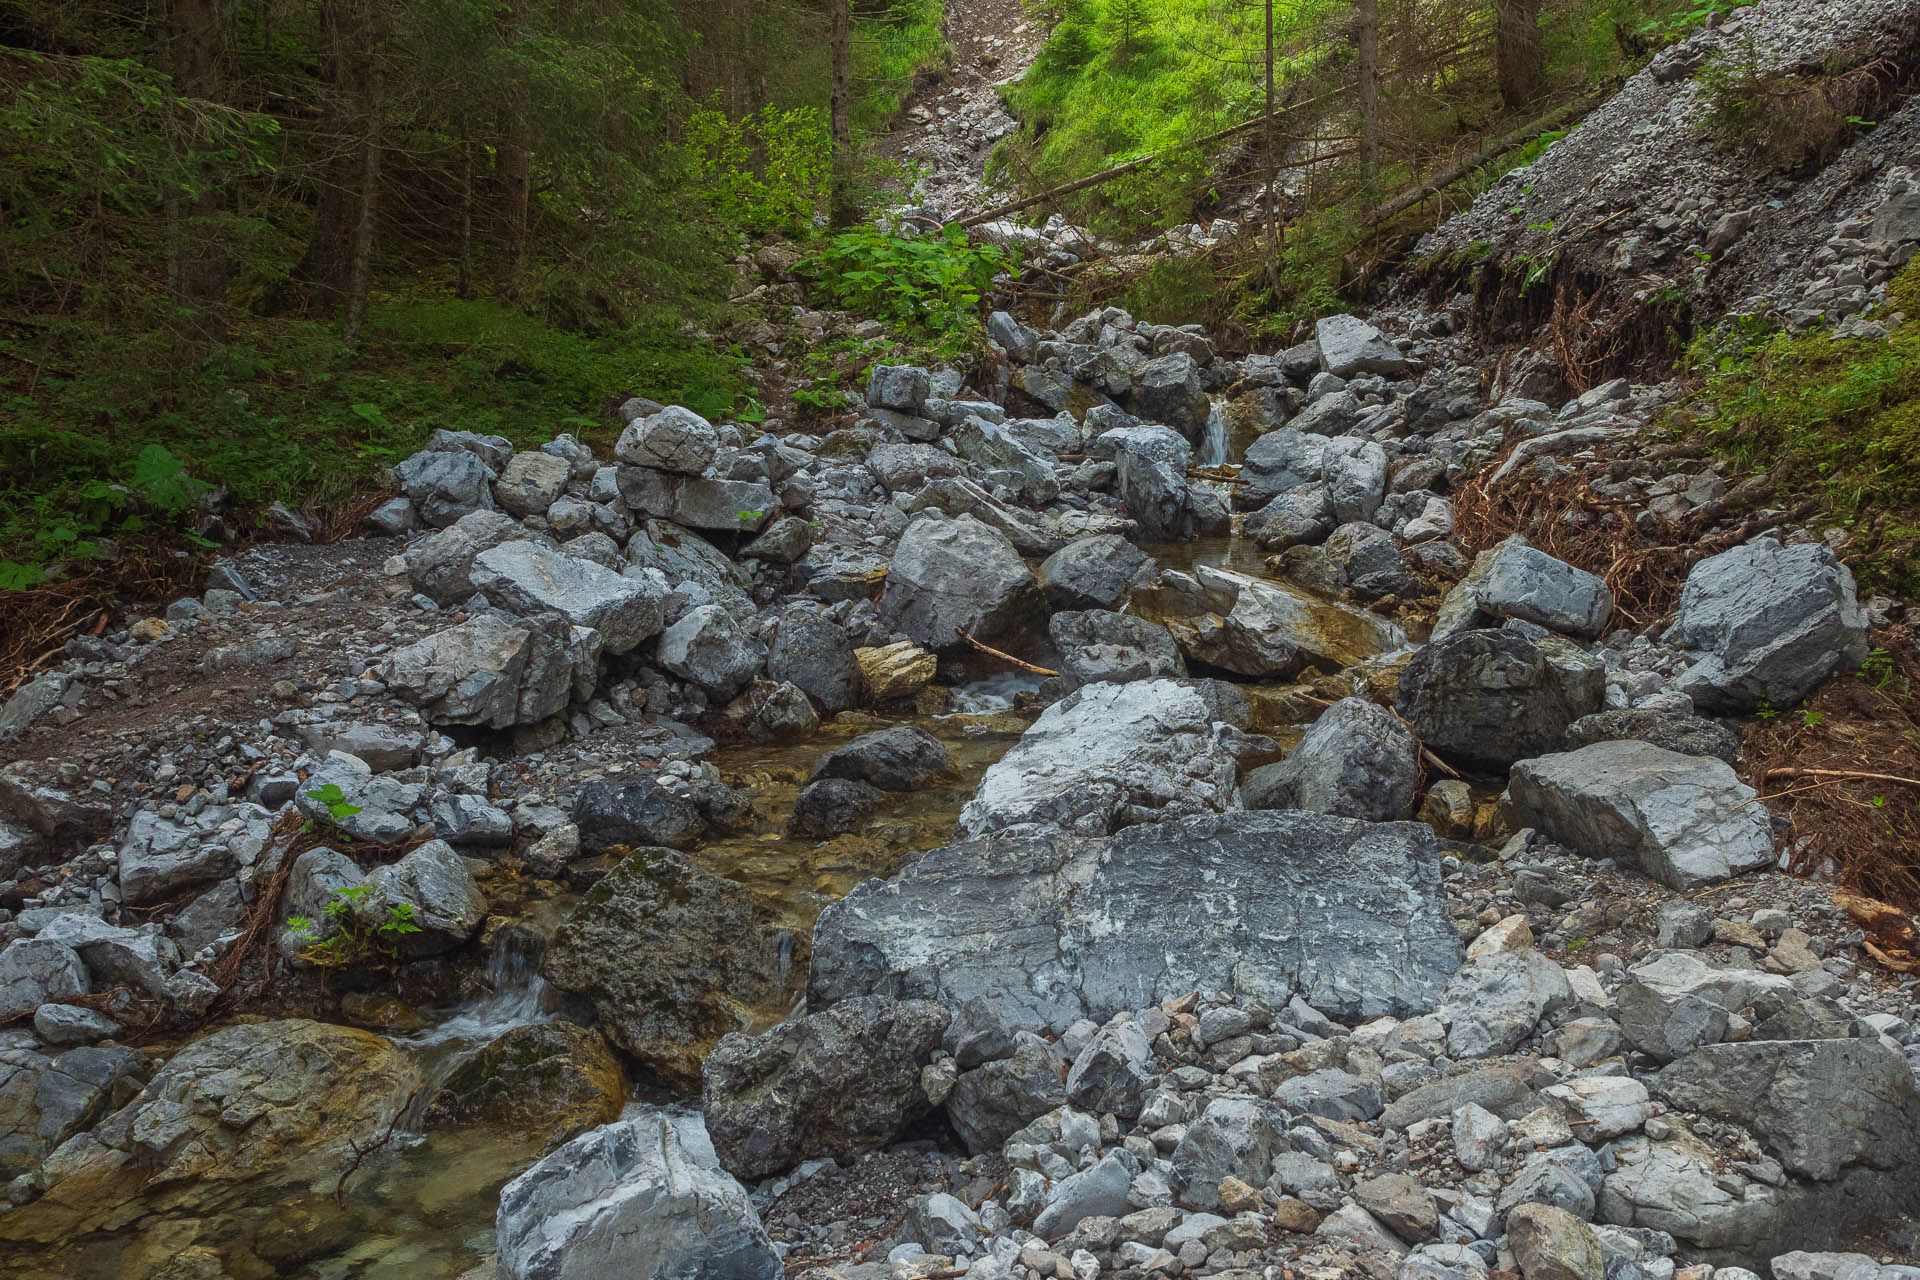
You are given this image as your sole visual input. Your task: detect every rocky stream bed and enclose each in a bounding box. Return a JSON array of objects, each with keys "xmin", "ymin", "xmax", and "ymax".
[{"xmin": 6, "ymin": 1, "xmax": 1920, "ymax": 1277}]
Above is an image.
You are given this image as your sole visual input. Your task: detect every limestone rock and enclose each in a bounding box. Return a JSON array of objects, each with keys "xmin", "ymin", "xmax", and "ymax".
[
  {"xmin": 383, "ymin": 612, "xmax": 578, "ymax": 728},
  {"xmin": 957, "ymin": 680, "xmax": 1242, "ymax": 837},
  {"xmin": 495, "ymin": 1113, "xmax": 778, "ymax": 1280},
  {"xmin": 471, "ymin": 541, "xmax": 665, "ymax": 654},
  {"xmin": 810, "ymin": 811, "xmax": 1462, "ymax": 1031},
  {"xmin": 1397, "ymin": 628, "xmax": 1605, "ymax": 771},
  {"xmin": 1506, "ymin": 741, "xmax": 1774, "ymax": 890},
  {"xmin": 1670, "ymin": 539, "xmax": 1869, "ymax": 712},
  {"xmin": 700, "ymin": 996, "xmax": 950, "ymax": 1179},
  {"xmin": 657, "ymin": 604, "xmax": 766, "ymax": 699},
  {"xmin": 614, "ymin": 406, "xmax": 719, "ymax": 475},
  {"xmin": 1651, "ymin": 1039, "xmax": 1920, "ymax": 1181},
  {"xmin": 878, "ymin": 515, "xmax": 1041, "ymax": 647},
  {"xmin": 1241, "ymin": 697, "xmax": 1417, "ymax": 821},
  {"xmin": 1316, "ymin": 314, "xmax": 1411, "ymax": 378}
]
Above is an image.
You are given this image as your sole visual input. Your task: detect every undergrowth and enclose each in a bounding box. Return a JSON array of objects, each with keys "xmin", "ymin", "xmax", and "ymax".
[
  {"xmin": 1678, "ymin": 261, "xmax": 1920, "ymax": 596},
  {"xmin": 0, "ymin": 298, "xmax": 753, "ymax": 588}
]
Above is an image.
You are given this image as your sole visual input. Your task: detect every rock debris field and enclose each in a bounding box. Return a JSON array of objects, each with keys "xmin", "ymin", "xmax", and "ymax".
[{"xmin": 5, "ymin": 1, "xmax": 1920, "ymax": 1278}]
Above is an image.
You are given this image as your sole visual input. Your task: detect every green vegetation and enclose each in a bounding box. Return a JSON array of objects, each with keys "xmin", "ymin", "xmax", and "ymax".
[
  {"xmin": 1695, "ymin": 42, "xmax": 1879, "ymax": 172},
  {"xmin": 0, "ymin": 2, "xmax": 948, "ymax": 588},
  {"xmin": 802, "ymin": 224, "xmax": 1019, "ymax": 358},
  {"xmin": 287, "ymin": 884, "xmax": 423, "ymax": 968},
  {"xmin": 1681, "ymin": 262, "xmax": 1920, "ymax": 595}
]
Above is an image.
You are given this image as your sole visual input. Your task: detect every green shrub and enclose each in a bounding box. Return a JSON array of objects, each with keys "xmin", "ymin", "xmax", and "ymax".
[{"xmin": 802, "ymin": 224, "xmax": 1017, "ymax": 355}]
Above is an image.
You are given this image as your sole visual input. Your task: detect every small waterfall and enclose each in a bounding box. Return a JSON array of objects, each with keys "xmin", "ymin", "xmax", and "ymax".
[
  {"xmin": 945, "ymin": 671, "xmax": 1047, "ymax": 715},
  {"xmin": 397, "ymin": 925, "xmax": 555, "ymax": 1126},
  {"xmin": 1196, "ymin": 400, "xmax": 1230, "ymax": 468}
]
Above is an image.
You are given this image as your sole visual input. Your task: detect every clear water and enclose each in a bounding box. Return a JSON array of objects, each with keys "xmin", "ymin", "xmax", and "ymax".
[
  {"xmin": 0, "ymin": 696, "xmax": 1036, "ymax": 1279},
  {"xmin": 1195, "ymin": 399, "xmax": 1232, "ymax": 468}
]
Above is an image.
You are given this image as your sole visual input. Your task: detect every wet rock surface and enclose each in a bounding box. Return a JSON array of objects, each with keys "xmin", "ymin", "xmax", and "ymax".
[{"xmin": 2, "ymin": 5, "xmax": 1919, "ymax": 1274}]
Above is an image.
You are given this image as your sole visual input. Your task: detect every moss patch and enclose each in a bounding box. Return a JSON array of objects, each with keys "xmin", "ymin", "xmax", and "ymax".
[{"xmin": 1679, "ymin": 262, "xmax": 1920, "ymax": 595}]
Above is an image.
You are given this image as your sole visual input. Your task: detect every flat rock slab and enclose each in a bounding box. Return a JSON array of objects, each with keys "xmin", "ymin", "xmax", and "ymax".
[
  {"xmin": 808, "ymin": 810, "xmax": 1462, "ymax": 1033},
  {"xmin": 1506, "ymin": 740, "xmax": 1774, "ymax": 889},
  {"xmin": 471, "ymin": 540, "xmax": 664, "ymax": 654}
]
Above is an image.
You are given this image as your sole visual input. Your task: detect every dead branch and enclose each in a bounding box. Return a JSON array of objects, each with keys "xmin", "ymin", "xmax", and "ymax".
[
  {"xmin": 1361, "ymin": 91, "xmax": 1606, "ymax": 228},
  {"xmin": 1765, "ymin": 767, "xmax": 1920, "ymax": 789},
  {"xmin": 953, "ymin": 627, "xmax": 1058, "ymax": 677},
  {"xmin": 335, "ymin": 1089, "xmax": 418, "ymax": 1209}
]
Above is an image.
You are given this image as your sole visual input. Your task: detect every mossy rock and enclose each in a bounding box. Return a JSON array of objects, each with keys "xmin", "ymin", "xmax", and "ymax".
[{"xmin": 423, "ymin": 1021, "xmax": 628, "ymax": 1143}]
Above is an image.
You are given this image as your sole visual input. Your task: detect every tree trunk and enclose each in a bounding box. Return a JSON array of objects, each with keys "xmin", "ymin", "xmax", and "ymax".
[
  {"xmin": 342, "ymin": 8, "xmax": 381, "ymax": 350},
  {"xmin": 498, "ymin": 107, "xmax": 531, "ymax": 293},
  {"xmin": 162, "ymin": 0, "xmax": 228, "ymax": 353},
  {"xmin": 1495, "ymin": 0, "xmax": 1544, "ymax": 110},
  {"xmin": 828, "ymin": 0, "xmax": 855, "ymax": 226},
  {"xmin": 1264, "ymin": 0, "xmax": 1279, "ymax": 280},
  {"xmin": 457, "ymin": 129, "xmax": 475, "ymax": 299},
  {"xmin": 277, "ymin": 0, "xmax": 357, "ymax": 313},
  {"xmin": 1356, "ymin": 0, "xmax": 1381, "ymax": 177}
]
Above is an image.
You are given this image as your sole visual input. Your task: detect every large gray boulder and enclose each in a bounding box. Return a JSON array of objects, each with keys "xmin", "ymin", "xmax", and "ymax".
[
  {"xmin": 614, "ymin": 406, "xmax": 719, "ymax": 475},
  {"xmin": 657, "ymin": 605, "xmax": 766, "ymax": 700},
  {"xmin": 1316, "ymin": 314, "xmax": 1412, "ymax": 378},
  {"xmin": 1065, "ymin": 1017, "xmax": 1155, "ymax": 1120},
  {"xmin": 809, "ymin": 811, "xmax": 1463, "ymax": 1031},
  {"xmin": 951, "ymin": 417, "xmax": 1059, "ymax": 505},
  {"xmin": 1240, "ymin": 428, "xmax": 1326, "ymax": 508},
  {"xmin": 1670, "ymin": 539, "xmax": 1869, "ymax": 712},
  {"xmin": 867, "ymin": 442, "xmax": 965, "ymax": 493},
  {"xmin": 544, "ymin": 852, "xmax": 796, "ymax": 1086},
  {"xmin": 878, "ymin": 514, "xmax": 1041, "ymax": 647},
  {"xmin": 472, "ymin": 541, "xmax": 665, "ymax": 654},
  {"xmin": 765, "ymin": 606, "xmax": 860, "ymax": 712},
  {"xmin": 617, "ymin": 468, "xmax": 776, "ymax": 534},
  {"xmin": 397, "ymin": 447, "xmax": 497, "ymax": 527},
  {"xmin": 1170, "ymin": 1096, "xmax": 1282, "ymax": 1209},
  {"xmin": 8, "ymin": 1020, "xmax": 418, "ymax": 1239},
  {"xmin": 1396, "ymin": 628, "xmax": 1605, "ymax": 771},
  {"xmin": 700, "ymin": 997, "xmax": 949, "ymax": 1180},
  {"xmin": 1651, "ymin": 1039, "xmax": 1920, "ymax": 1181},
  {"xmin": 626, "ymin": 520, "xmax": 757, "ymax": 625},
  {"xmin": 1050, "ymin": 610, "xmax": 1185, "ymax": 688},
  {"xmin": 957, "ymin": 679, "xmax": 1242, "ymax": 837},
  {"xmin": 0, "ymin": 1043, "xmax": 144, "ymax": 1178},
  {"xmin": 0, "ymin": 938, "xmax": 88, "ymax": 1020},
  {"xmin": 945, "ymin": 1032, "xmax": 1069, "ymax": 1153},
  {"xmin": 382, "ymin": 612, "xmax": 581, "ymax": 728},
  {"xmin": 1241, "ymin": 697, "xmax": 1417, "ymax": 821},
  {"xmin": 812, "ymin": 726, "xmax": 953, "ymax": 792},
  {"xmin": 1474, "ymin": 542, "xmax": 1614, "ymax": 639},
  {"xmin": 867, "ymin": 364, "xmax": 932, "ymax": 413},
  {"xmin": 1614, "ymin": 951, "xmax": 1794, "ymax": 1062},
  {"xmin": 1323, "ymin": 436, "xmax": 1388, "ymax": 525},
  {"xmin": 494, "ymin": 451, "xmax": 574, "ymax": 518},
  {"xmin": 1439, "ymin": 950, "xmax": 1575, "ymax": 1059},
  {"xmin": 1115, "ymin": 452, "xmax": 1200, "ymax": 542},
  {"xmin": 354, "ymin": 839, "xmax": 486, "ymax": 956},
  {"xmin": 1040, "ymin": 535, "xmax": 1151, "ymax": 612},
  {"xmin": 403, "ymin": 510, "xmax": 533, "ymax": 604},
  {"xmin": 495, "ymin": 1113, "xmax": 778, "ymax": 1280},
  {"xmin": 1506, "ymin": 741, "xmax": 1775, "ymax": 889},
  {"xmin": 1130, "ymin": 352, "xmax": 1210, "ymax": 438}
]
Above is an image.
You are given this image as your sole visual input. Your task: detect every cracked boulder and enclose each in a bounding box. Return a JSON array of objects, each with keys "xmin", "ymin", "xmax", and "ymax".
[{"xmin": 810, "ymin": 810, "xmax": 1462, "ymax": 1032}]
